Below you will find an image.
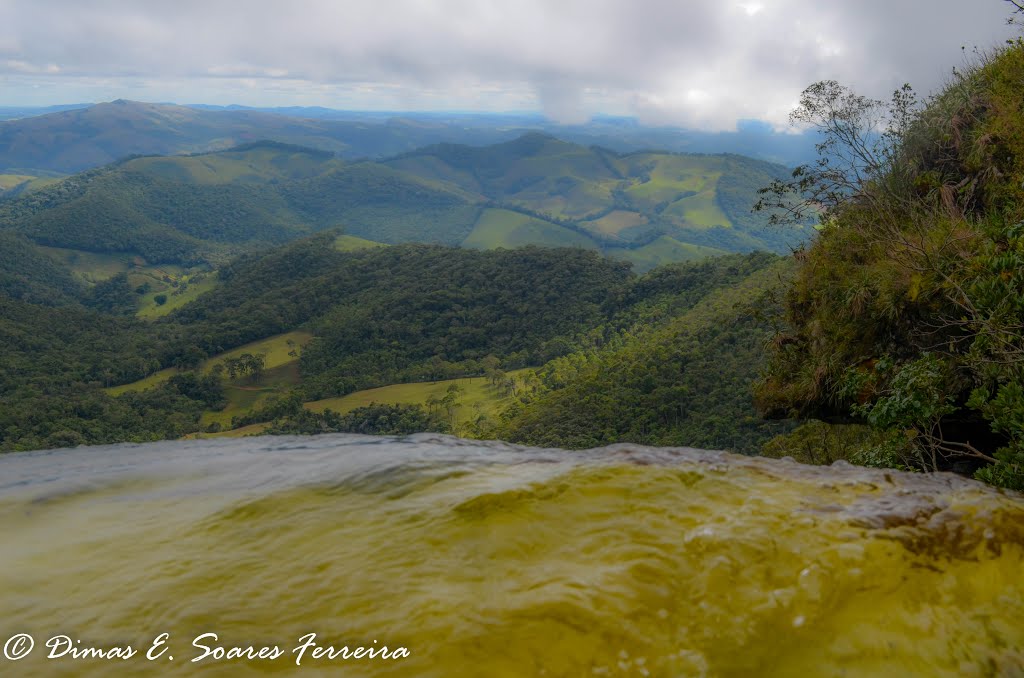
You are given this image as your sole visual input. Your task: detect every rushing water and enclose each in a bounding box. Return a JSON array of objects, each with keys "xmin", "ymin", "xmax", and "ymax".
[{"xmin": 0, "ymin": 433, "xmax": 1021, "ymax": 677}]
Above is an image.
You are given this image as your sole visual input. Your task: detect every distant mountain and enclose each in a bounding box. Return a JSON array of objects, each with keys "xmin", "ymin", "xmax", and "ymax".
[
  {"xmin": 0, "ymin": 100, "xmax": 527, "ymax": 174},
  {"xmin": 547, "ymin": 118, "xmax": 818, "ymax": 167},
  {"xmin": 185, "ymin": 106, "xmax": 819, "ymax": 165},
  {"xmin": 0, "ymin": 135, "xmax": 811, "ymax": 269},
  {"xmin": 0, "ymin": 104, "xmax": 92, "ymax": 121},
  {"xmin": 0, "ymin": 100, "xmax": 818, "ymax": 176}
]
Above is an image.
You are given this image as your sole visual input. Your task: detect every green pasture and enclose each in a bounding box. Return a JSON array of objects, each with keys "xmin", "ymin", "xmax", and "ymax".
[
  {"xmin": 609, "ymin": 236, "xmax": 731, "ymax": 273},
  {"xmin": 462, "ymin": 208, "xmax": 597, "ymax": 250},
  {"xmin": 583, "ymin": 210, "xmax": 647, "ymax": 236},
  {"xmin": 304, "ymin": 368, "xmax": 534, "ymax": 432},
  {"xmin": 105, "ymin": 330, "xmax": 312, "ymax": 396},
  {"xmin": 333, "ymin": 234, "xmax": 386, "ymax": 251}
]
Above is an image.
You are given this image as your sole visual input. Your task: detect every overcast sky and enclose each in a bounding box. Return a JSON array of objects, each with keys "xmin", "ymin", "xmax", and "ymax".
[{"xmin": 0, "ymin": 0, "xmax": 1017, "ymax": 130}]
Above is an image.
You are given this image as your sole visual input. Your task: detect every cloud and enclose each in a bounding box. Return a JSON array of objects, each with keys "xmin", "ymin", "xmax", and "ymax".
[{"xmin": 0, "ymin": 0, "xmax": 1016, "ymax": 129}]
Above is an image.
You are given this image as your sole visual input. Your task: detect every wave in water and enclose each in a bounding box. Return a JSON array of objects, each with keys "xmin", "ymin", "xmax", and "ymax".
[{"xmin": 0, "ymin": 433, "xmax": 1022, "ymax": 677}]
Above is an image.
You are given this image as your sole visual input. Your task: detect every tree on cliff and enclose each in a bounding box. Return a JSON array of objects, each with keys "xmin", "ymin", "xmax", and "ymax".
[{"xmin": 755, "ymin": 41, "xmax": 1024, "ymax": 489}]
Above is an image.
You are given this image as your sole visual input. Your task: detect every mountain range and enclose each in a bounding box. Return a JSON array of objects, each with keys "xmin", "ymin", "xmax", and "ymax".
[
  {"xmin": 0, "ymin": 100, "xmax": 817, "ymax": 176},
  {"xmin": 0, "ymin": 135, "xmax": 809, "ymax": 273}
]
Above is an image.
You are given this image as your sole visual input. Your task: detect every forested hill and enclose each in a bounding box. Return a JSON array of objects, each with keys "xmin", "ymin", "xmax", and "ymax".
[
  {"xmin": 0, "ymin": 142, "xmax": 480, "ymax": 264},
  {"xmin": 386, "ymin": 133, "xmax": 805, "ymax": 252},
  {"xmin": 487, "ymin": 256, "xmax": 794, "ymax": 453},
  {"xmin": 0, "ymin": 100, "xmax": 522, "ymax": 175},
  {"xmin": 0, "ymin": 237, "xmax": 787, "ymax": 453},
  {"xmin": 0, "ymin": 135, "xmax": 811, "ymax": 268}
]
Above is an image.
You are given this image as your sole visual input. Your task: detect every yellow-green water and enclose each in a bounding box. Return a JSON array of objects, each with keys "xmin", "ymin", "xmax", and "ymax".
[{"xmin": 0, "ymin": 434, "xmax": 1021, "ymax": 677}]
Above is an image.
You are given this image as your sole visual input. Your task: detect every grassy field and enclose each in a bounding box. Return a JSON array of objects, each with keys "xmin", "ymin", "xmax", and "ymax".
[
  {"xmin": 0, "ymin": 173, "xmax": 60, "ymax": 196},
  {"xmin": 185, "ymin": 422, "xmax": 273, "ymax": 439},
  {"xmin": 662, "ymin": 188, "xmax": 731, "ymax": 228},
  {"xmin": 37, "ymin": 245, "xmax": 218, "ymax": 316},
  {"xmin": 106, "ymin": 330, "xmax": 312, "ymax": 396},
  {"xmin": 462, "ymin": 208, "xmax": 598, "ymax": 250},
  {"xmin": 620, "ymin": 156, "xmax": 731, "ymax": 225},
  {"xmin": 609, "ymin": 236, "xmax": 731, "ymax": 273},
  {"xmin": 333, "ymin": 234, "xmax": 386, "ymax": 251},
  {"xmin": 136, "ymin": 273, "xmax": 219, "ymax": 318},
  {"xmin": 583, "ymin": 210, "xmax": 647, "ymax": 236},
  {"xmin": 305, "ymin": 368, "xmax": 534, "ymax": 432},
  {"xmin": 193, "ymin": 368, "xmax": 534, "ymax": 439},
  {"xmin": 623, "ymin": 174, "xmax": 706, "ymax": 206},
  {"xmin": 37, "ymin": 245, "xmax": 218, "ymax": 317},
  {"xmin": 199, "ymin": 361, "xmax": 304, "ymax": 428},
  {"xmin": 0, "ymin": 174, "xmax": 35, "ymax": 189},
  {"xmin": 129, "ymin": 145, "xmax": 342, "ymax": 185},
  {"xmin": 508, "ymin": 177, "xmax": 615, "ymax": 220}
]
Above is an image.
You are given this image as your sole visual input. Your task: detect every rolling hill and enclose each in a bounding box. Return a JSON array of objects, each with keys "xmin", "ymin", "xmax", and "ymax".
[
  {"xmin": 385, "ymin": 134, "xmax": 812, "ymax": 255},
  {"xmin": 0, "ymin": 141, "xmax": 481, "ymax": 264},
  {"xmin": 0, "ymin": 134, "xmax": 811, "ymax": 273},
  {"xmin": 0, "ymin": 100, "xmax": 524, "ymax": 175},
  {"xmin": 0, "ymin": 235, "xmax": 784, "ymax": 453}
]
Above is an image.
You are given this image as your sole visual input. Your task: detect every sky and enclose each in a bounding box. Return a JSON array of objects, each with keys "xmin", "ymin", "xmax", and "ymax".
[{"xmin": 0, "ymin": 0, "xmax": 1018, "ymax": 131}]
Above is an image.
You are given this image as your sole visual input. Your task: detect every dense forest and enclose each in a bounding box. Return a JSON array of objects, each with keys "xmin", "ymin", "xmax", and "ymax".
[
  {"xmin": 486, "ymin": 255, "xmax": 793, "ymax": 453},
  {"xmin": 0, "ymin": 233, "xmax": 786, "ymax": 454},
  {"xmin": 171, "ymin": 239, "xmax": 635, "ymax": 395}
]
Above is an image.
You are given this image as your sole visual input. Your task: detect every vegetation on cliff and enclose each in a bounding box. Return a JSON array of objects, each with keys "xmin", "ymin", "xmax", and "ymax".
[{"xmin": 755, "ymin": 40, "xmax": 1024, "ymax": 489}]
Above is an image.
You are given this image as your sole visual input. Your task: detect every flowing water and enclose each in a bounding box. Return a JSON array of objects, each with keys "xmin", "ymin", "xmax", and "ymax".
[{"xmin": 0, "ymin": 433, "xmax": 1021, "ymax": 677}]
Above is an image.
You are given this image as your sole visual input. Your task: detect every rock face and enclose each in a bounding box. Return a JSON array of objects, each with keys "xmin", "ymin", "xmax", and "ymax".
[{"xmin": 1, "ymin": 434, "xmax": 1022, "ymax": 677}]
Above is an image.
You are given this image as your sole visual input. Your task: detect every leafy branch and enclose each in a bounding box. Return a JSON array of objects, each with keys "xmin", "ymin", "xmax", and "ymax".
[{"xmin": 754, "ymin": 80, "xmax": 918, "ymax": 226}]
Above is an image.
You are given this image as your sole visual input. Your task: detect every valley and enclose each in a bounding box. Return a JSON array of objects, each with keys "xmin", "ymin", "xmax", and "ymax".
[
  {"xmin": 0, "ymin": 134, "xmax": 810, "ymax": 292},
  {"xmin": 2, "ymin": 38, "xmax": 1023, "ymax": 489},
  {"xmin": 2, "ymin": 5, "xmax": 1023, "ymax": 677}
]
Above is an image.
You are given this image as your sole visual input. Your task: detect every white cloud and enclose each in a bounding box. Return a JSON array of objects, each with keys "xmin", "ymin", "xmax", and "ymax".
[{"xmin": 0, "ymin": 0, "xmax": 1016, "ymax": 129}]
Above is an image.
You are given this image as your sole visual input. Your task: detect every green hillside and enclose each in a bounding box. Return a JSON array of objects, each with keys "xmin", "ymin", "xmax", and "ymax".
[
  {"xmin": 607, "ymin": 236, "xmax": 731, "ymax": 272},
  {"xmin": 1, "ymin": 232, "xmax": 789, "ymax": 453},
  {"xmin": 281, "ymin": 162, "xmax": 482, "ymax": 244},
  {"xmin": 386, "ymin": 135, "xmax": 812, "ymax": 253},
  {"xmin": 0, "ymin": 231, "xmax": 83, "ymax": 305},
  {"xmin": 0, "ymin": 134, "xmax": 810, "ymax": 271},
  {"xmin": 0, "ymin": 142, "xmax": 479, "ymax": 264},
  {"xmin": 462, "ymin": 208, "xmax": 598, "ymax": 250},
  {"xmin": 201, "ymin": 249, "xmax": 788, "ymax": 442},
  {"xmin": 488, "ymin": 255, "xmax": 792, "ymax": 453},
  {"xmin": 126, "ymin": 141, "xmax": 342, "ymax": 184}
]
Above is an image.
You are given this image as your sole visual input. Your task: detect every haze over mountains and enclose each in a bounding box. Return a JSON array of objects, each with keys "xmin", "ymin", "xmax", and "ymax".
[{"xmin": 0, "ymin": 100, "xmax": 818, "ymax": 176}]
